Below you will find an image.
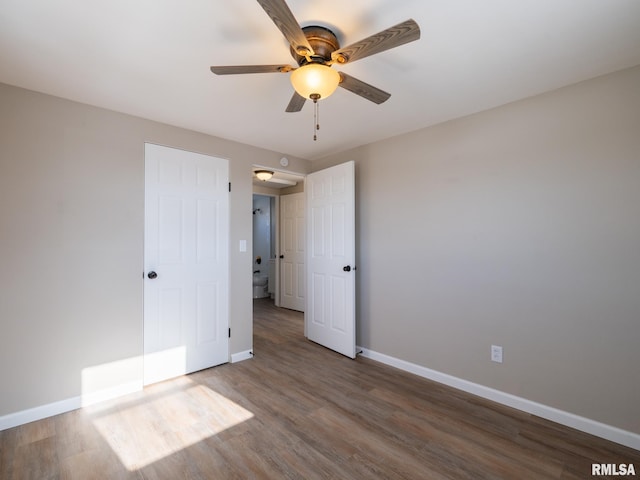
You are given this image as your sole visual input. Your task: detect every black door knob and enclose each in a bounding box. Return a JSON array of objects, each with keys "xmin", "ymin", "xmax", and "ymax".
[
  {"xmin": 279, "ymin": 255, "xmax": 284, "ymax": 259},
  {"xmin": 343, "ymin": 265, "xmax": 351, "ymax": 272},
  {"xmin": 147, "ymin": 271, "xmax": 158, "ymax": 279}
]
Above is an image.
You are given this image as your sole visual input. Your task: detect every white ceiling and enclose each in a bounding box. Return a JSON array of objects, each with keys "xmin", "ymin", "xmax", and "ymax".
[{"xmin": 1, "ymin": 1, "xmax": 639, "ymax": 161}]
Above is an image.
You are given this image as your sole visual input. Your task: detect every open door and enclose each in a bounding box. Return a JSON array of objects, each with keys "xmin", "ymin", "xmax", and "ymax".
[
  {"xmin": 305, "ymin": 161, "xmax": 356, "ymax": 358},
  {"xmin": 280, "ymin": 192, "xmax": 305, "ymax": 312}
]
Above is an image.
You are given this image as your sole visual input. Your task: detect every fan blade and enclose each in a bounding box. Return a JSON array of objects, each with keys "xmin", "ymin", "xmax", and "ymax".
[
  {"xmin": 331, "ymin": 19, "xmax": 420, "ymax": 65},
  {"xmin": 210, "ymin": 65, "xmax": 291, "ymax": 75},
  {"xmin": 338, "ymin": 72, "xmax": 391, "ymax": 105},
  {"xmin": 256, "ymin": 0, "xmax": 315, "ymax": 56},
  {"xmin": 285, "ymin": 92, "xmax": 306, "ymax": 112}
]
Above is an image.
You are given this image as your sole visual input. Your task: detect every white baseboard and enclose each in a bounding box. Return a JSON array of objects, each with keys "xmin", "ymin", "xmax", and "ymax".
[
  {"xmin": 0, "ymin": 381, "xmax": 142, "ymax": 432},
  {"xmin": 358, "ymin": 347, "xmax": 640, "ymax": 451},
  {"xmin": 80, "ymin": 381, "xmax": 143, "ymax": 408},
  {"xmin": 231, "ymin": 349, "xmax": 254, "ymax": 363},
  {"xmin": 1, "ymin": 351, "xmax": 253, "ymax": 431}
]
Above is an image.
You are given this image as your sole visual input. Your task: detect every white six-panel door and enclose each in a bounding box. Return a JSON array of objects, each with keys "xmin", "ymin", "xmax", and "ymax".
[
  {"xmin": 306, "ymin": 161, "xmax": 356, "ymax": 358},
  {"xmin": 144, "ymin": 143, "xmax": 229, "ymax": 385},
  {"xmin": 280, "ymin": 192, "xmax": 305, "ymax": 312}
]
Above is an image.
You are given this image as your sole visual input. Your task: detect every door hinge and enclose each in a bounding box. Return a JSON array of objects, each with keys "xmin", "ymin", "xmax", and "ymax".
[
  {"xmin": 228, "ymin": 328, "xmax": 231, "ymax": 338},
  {"xmin": 228, "ymin": 182, "xmax": 231, "ymax": 192}
]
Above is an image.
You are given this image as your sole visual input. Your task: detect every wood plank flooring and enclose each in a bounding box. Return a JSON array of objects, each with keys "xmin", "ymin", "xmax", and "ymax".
[{"xmin": 1, "ymin": 298, "xmax": 638, "ymax": 479}]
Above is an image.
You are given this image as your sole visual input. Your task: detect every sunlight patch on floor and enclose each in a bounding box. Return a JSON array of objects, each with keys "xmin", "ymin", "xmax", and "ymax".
[{"xmin": 89, "ymin": 377, "xmax": 254, "ymax": 470}]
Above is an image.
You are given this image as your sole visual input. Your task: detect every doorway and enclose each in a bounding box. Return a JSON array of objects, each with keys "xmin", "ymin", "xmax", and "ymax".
[
  {"xmin": 252, "ymin": 194, "xmax": 276, "ymax": 300},
  {"xmin": 251, "ymin": 167, "xmax": 306, "ymax": 316},
  {"xmin": 250, "ymin": 162, "xmax": 356, "ymax": 358}
]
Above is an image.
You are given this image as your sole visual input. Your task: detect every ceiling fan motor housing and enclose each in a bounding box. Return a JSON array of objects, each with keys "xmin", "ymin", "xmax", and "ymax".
[{"xmin": 291, "ymin": 26, "xmax": 340, "ymax": 66}]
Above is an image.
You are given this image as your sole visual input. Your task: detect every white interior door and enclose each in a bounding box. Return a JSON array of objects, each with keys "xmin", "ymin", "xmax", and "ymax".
[
  {"xmin": 280, "ymin": 192, "xmax": 305, "ymax": 312},
  {"xmin": 144, "ymin": 143, "xmax": 229, "ymax": 385},
  {"xmin": 305, "ymin": 161, "xmax": 356, "ymax": 358}
]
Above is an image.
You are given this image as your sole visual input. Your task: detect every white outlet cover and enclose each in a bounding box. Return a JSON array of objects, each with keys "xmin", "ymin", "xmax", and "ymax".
[{"xmin": 491, "ymin": 345, "xmax": 503, "ymax": 363}]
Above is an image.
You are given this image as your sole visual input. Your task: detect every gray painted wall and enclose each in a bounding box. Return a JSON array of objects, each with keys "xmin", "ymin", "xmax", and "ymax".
[
  {"xmin": 0, "ymin": 83, "xmax": 309, "ymax": 417},
  {"xmin": 2, "ymin": 64, "xmax": 639, "ymax": 436},
  {"xmin": 314, "ymin": 65, "xmax": 640, "ymax": 434}
]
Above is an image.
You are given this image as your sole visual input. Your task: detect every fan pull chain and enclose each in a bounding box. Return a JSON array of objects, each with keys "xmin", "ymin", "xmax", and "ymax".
[
  {"xmin": 311, "ymin": 93, "xmax": 321, "ymax": 141},
  {"xmin": 314, "ymin": 101, "xmax": 319, "ymax": 141}
]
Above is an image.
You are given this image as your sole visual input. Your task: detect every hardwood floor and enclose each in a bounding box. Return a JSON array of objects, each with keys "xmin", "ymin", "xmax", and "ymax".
[{"xmin": 1, "ymin": 298, "xmax": 638, "ymax": 479}]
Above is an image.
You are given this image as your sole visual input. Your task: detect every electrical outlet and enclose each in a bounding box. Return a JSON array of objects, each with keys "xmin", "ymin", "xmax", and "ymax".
[{"xmin": 491, "ymin": 345, "xmax": 503, "ymax": 363}]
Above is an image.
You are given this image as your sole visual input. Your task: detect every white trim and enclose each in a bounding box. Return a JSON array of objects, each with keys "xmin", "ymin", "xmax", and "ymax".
[
  {"xmin": 80, "ymin": 381, "xmax": 143, "ymax": 408},
  {"xmin": 358, "ymin": 347, "xmax": 640, "ymax": 451},
  {"xmin": 0, "ymin": 381, "xmax": 142, "ymax": 432},
  {"xmin": 0, "ymin": 396, "xmax": 80, "ymax": 431},
  {"xmin": 231, "ymin": 350, "xmax": 253, "ymax": 363}
]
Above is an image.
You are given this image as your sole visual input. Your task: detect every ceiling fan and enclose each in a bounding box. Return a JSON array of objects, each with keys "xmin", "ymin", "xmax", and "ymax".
[{"xmin": 210, "ymin": 0, "xmax": 420, "ymax": 136}]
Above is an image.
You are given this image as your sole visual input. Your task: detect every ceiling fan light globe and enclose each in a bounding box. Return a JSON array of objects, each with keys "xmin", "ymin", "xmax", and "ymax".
[{"xmin": 290, "ymin": 64, "xmax": 340, "ymax": 100}]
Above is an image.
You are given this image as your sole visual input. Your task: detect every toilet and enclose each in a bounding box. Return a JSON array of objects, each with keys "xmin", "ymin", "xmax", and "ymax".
[{"xmin": 253, "ymin": 272, "xmax": 269, "ymax": 298}]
